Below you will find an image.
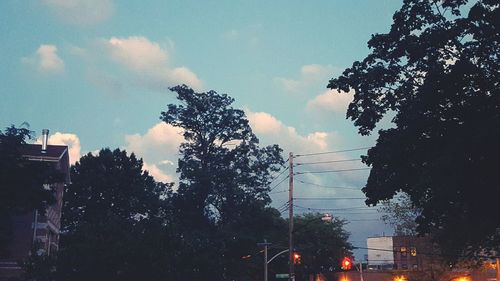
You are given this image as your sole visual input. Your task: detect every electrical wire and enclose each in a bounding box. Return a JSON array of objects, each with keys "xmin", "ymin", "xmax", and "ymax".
[
  {"xmin": 269, "ymin": 190, "xmax": 288, "ymax": 195},
  {"xmin": 269, "ymin": 175, "xmax": 289, "ymax": 191},
  {"xmin": 295, "ymin": 168, "xmax": 370, "ymax": 175},
  {"xmin": 352, "ymin": 246, "xmax": 500, "ymax": 259},
  {"xmin": 295, "ymin": 158, "xmax": 361, "ymax": 166},
  {"xmin": 295, "ymin": 147, "xmax": 371, "ymax": 158},
  {"xmin": 294, "ymin": 205, "xmax": 375, "ymax": 211},
  {"xmin": 268, "ymin": 166, "xmax": 289, "ymax": 185},
  {"xmin": 295, "ymin": 179, "xmax": 363, "ymax": 191},
  {"xmin": 294, "ymin": 197, "xmax": 365, "ymax": 200}
]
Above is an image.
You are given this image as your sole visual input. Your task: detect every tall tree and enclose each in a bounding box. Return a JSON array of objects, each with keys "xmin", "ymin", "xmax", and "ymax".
[
  {"xmin": 378, "ymin": 192, "xmax": 420, "ymax": 236},
  {"xmin": 57, "ymin": 148, "xmax": 173, "ymax": 281},
  {"xmin": 160, "ymin": 85, "xmax": 284, "ymax": 281},
  {"xmin": 0, "ymin": 125, "xmax": 60, "ymax": 256},
  {"xmin": 293, "ymin": 213, "xmax": 353, "ymax": 279},
  {"xmin": 328, "ymin": 0, "xmax": 499, "ymax": 258}
]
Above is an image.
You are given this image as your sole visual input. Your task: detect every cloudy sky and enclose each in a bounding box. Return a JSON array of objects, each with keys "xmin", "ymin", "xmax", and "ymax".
[{"xmin": 1, "ymin": 0, "xmax": 403, "ymax": 259}]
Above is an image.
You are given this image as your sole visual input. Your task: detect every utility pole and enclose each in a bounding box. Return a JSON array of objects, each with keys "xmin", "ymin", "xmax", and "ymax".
[
  {"xmin": 257, "ymin": 240, "xmax": 272, "ymax": 281},
  {"xmin": 288, "ymin": 152, "xmax": 294, "ymax": 281}
]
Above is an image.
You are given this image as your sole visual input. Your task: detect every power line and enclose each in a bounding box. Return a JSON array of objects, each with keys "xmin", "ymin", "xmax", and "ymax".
[
  {"xmin": 268, "ymin": 166, "xmax": 289, "ymax": 185},
  {"xmin": 295, "ymin": 147, "xmax": 371, "ymax": 158},
  {"xmin": 344, "ymin": 219, "xmax": 383, "ymax": 222},
  {"xmin": 295, "ymin": 158, "xmax": 361, "ymax": 166},
  {"xmin": 352, "ymin": 246, "xmax": 500, "ymax": 259},
  {"xmin": 296, "ymin": 179, "xmax": 363, "ymax": 191},
  {"xmin": 295, "ymin": 205, "xmax": 375, "ymax": 211},
  {"xmin": 269, "ymin": 190, "xmax": 288, "ymax": 195},
  {"xmin": 269, "ymin": 175, "xmax": 289, "ymax": 191},
  {"xmin": 294, "ymin": 197, "xmax": 365, "ymax": 200},
  {"xmin": 295, "ymin": 168, "xmax": 371, "ymax": 175}
]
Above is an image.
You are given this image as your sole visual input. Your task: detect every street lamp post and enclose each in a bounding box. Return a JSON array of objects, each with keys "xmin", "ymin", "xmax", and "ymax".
[{"xmin": 257, "ymin": 241, "xmax": 272, "ymax": 281}]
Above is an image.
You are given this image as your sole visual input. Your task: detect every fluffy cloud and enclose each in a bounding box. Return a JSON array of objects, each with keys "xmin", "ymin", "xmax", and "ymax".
[
  {"xmin": 274, "ymin": 64, "xmax": 337, "ymax": 94},
  {"xmin": 23, "ymin": 45, "xmax": 65, "ymax": 74},
  {"xmin": 246, "ymin": 110, "xmax": 369, "ymax": 187},
  {"xmin": 247, "ymin": 110, "xmax": 335, "ymax": 155},
  {"xmin": 307, "ymin": 89, "xmax": 354, "ymax": 114},
  {"xmin": 103, "ymin": 36, "xmax": 203, "ymax": 91},
  {"xmin": 107, "ymin": 37, "xmax": 167, "ymax": 70},
  {"xmin": 42, "ymin": 0, "xmax": 113, "ymax": 25},
  {"xmin": 125, "ymin": 122, "xmax": 184, "ymax": 183},
  {"xmin": 142, "ymin": 162, "xmax": 174, "ymax": 183},
  {"xmin": 36, "ymin": 132, "xmax": 81, "ymax": 164}
]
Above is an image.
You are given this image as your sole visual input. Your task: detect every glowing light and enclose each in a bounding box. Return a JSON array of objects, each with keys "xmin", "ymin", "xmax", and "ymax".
[{"xmin": 393, "ymin": 275, "xmax": 407, "ymax": 281}]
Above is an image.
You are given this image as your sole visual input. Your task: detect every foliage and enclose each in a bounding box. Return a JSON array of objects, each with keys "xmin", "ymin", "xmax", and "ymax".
[
  {"xmin": 19, "ymin": 249, "xmax": 57, "ymax": 281},
  {"xmin": 160, "ymin": 85, "xmax": 285, "ymax": 280},
  {"xmin": 328, "ymin": 0, "xmax": 500, "ymax": 258},
  {"xmin": 57, "ymin": 148, "xmax": 173, "ymax": 281},
  {"xmin": 379, "ymin": 192, "xmax": 421, "ymax": 236},
  {"xmin": 0, "ymin": 125, "xmax": 61, "ymax": 256},
  {"xmin": 293, "ymin": 213, "xmax": 353, "ymax": 278}
]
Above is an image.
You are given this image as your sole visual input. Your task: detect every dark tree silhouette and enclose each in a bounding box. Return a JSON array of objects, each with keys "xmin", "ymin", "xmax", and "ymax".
[
  {"xmin": 328, "ymin": 0, "xmax": 499, "ymax": 258},
  {"xmin": 160, "ymin": 85, "xmax": 284, "ymax": 281},
  {"xmin": 57, "ymin": 148, "xmax": 173, "ymax": 281},
  {"xmin": 293, "ymin": 213, "xmax": 353, "ymax": 279}
]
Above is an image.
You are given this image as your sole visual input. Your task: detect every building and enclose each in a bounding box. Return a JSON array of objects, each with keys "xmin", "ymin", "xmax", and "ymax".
[
  {"xmin": 0, "ymin": 130, "xmax": 70, "ymax": 280},
  {"xmin": 355, "ymin": 235, "xmax": 498, "ymax": 281}
]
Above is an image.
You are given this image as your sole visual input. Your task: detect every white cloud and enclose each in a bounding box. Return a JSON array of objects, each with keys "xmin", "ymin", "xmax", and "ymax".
[
  {"xmin": 142, "ymin": 162, "xmax": 173, "ymax": 183},
  {"xmin": 307, "ymin": 89, "xmax": 354, "ymax": 114},
  {"xmin": 23, "ymin": 44, "xmax": 65, "ymax": 74},
  {"xmin": 42, "ymin": 0, "xmax": 113, "ymax": 25},
  {"xmin": 125, "ymin": 122, "xmax": 184, "ymax": 183},
  {"xmin": 36, "ymin": 132, "xmax": 81, "ymax": 164},
  {"xmin": 107, "ymin": 37, "xmax": 167, "ymax": 71},
  {"xmin": 274, "ymin": 64, "xmax": 337, "ymax": 94},
  {"xmin": 246, "ymin": 110, "xmax": 338, "ymax": 157},
  {"xmin": 103, "ymin": 36, "xmax": 203, "ymax": 91},
  {"xmin": 246, "ymin": 110, "xmax": 369, "ymax": 187}
]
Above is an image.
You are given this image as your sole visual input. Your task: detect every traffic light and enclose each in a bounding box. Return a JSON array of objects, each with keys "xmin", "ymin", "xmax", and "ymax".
[
  {"xmin": 293, "ymin": 252, "xmax": 301, "ymax": 264},
  {"xmin": 341, "ymin": 256, "xmax": 353, "ymax": 270}
]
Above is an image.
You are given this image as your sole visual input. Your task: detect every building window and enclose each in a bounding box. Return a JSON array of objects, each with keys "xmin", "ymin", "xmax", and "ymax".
[
  {"xmin": 402, "ymin": 264, "xmax": 408, "ymax": 270},
  {"xmin": 400, "ymin": 247, "xmax": 407, "ymax": 257},
  {"xmin": 410, "ymin": 247, "xmax": 417, "ymax": 256}
]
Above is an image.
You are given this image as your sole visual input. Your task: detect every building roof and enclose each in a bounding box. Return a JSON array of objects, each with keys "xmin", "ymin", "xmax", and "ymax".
[
  {"xmin": 21, "ymin": 144, "xmax": 71, "ymax": 183},
  {"xmin": 21, "ymin": 144, "xmax": 68, "ymax": 160}
]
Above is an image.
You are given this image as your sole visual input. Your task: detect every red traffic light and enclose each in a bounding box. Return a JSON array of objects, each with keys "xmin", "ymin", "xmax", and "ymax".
[
  {"xmin": 293, "ymin": 252, "xmax": 301, "ymax": 264},
  {"xmin": 341, "ymin": 257, "xmax": 353, "ymax": 270}
]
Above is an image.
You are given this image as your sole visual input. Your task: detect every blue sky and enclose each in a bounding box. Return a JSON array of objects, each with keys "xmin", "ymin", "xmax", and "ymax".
[{"xmin": 1, "ymin": 0, "xmax": 404, "ymax": 259}]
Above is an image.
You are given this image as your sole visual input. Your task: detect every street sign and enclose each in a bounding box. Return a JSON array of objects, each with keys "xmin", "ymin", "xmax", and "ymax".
[{"xmin": 276, "ymin": 274, "xmax": 289, "ymax": 279}]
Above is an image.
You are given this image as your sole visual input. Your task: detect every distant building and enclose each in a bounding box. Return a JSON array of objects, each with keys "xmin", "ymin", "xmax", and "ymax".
[
  {"xmin": 359, "ymin": 235, "xmax": 498, "ymax": 281},
  {"xmin": 0, "ymin": 130, "xmax": 70, "ymax": 280},
  {"xmin": 367, "ymin": 235, "xmax": 436, "ymax": 271}
]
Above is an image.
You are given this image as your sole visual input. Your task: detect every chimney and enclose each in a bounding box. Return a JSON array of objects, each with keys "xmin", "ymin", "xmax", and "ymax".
[{"xmin": 41, "ymin": 129, "xmax": 49, "ymax": 153}]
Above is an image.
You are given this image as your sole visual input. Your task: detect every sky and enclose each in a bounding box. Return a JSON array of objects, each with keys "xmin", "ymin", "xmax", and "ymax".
[{"xmin": 1, "ymin": 0, "xmax": 404, "ymax": 260}]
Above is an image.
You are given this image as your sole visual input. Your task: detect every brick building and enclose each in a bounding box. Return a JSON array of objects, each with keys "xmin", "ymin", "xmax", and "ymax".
[{"xmin": 0, "ymin": 130, "xmax": 70, "ymax": 280}]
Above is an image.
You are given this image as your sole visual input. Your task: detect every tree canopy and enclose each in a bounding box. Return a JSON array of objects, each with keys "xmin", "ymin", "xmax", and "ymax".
[
  {"xmin": 328, "ymin": 0, "xmax": 499, "ymax": 258},
  {"xmin": 160, "ymin": 85, "xmax": 285, "ymax": 281},
  {"xmin": 293, "ymin": 213, "xmax": 353, "ymax": 278},
  {"xmin": 57, "ymin": 148, "xmax": 172, "ymax": 281}
]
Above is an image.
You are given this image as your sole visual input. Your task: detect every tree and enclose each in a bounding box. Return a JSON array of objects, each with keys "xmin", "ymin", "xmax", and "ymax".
[
  {"xmin": 379, "ymin": 192, "xmax": 420, "ymax": 236},
  {"xmin": 160, "ymin": 85, "xmax": 284, "ymax": 281},
  {"xmin": 0, "ymin": 125, "xmax": 61, "ymax": 256},
  {"xmin": 292, "ymin": 213, "xmax": 353, "ymax": 279},
  {"xmin": 328, "ymin": 0, "xmax": 499, "ymax": 258},
  {"xmin": 57, "ymin": 148, "xmax": 173, "ymax": 281}
]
